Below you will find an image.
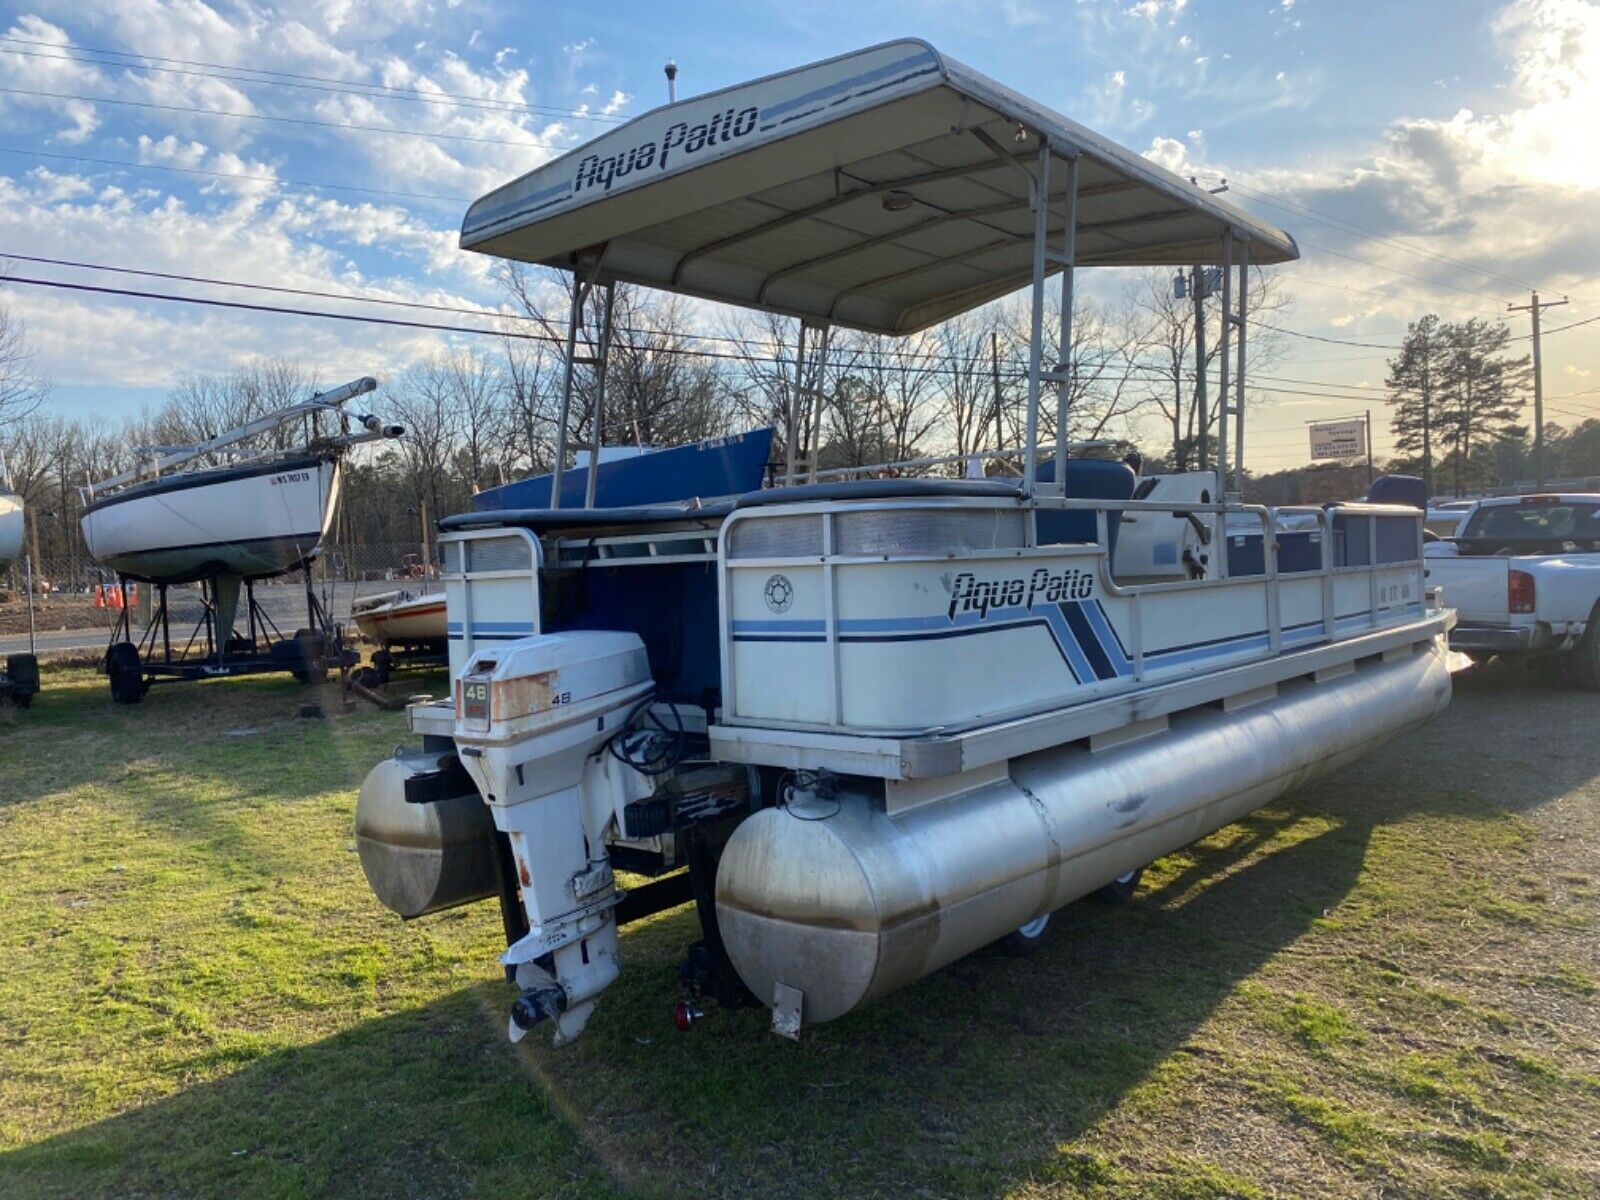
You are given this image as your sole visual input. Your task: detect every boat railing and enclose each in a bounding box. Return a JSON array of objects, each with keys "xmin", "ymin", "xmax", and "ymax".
[
  {"xmin": 805, "ymin": 441, "xmax": 1121, "ymax": 484},
  {"xmin": 1051, "ymin": 495, "xmax": 1427, "ymax": 669},
  {"xmin": 718, "ymin": 492, "xmax": 1432, "ymax": 734}
]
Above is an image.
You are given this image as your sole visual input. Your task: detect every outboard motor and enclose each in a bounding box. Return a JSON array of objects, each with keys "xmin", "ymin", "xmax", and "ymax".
[{"xmin": 450, "ymin": 631, "xmax": 656, "ymax": 1045}]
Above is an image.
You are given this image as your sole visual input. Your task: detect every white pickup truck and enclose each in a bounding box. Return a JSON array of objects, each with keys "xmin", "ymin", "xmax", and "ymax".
[{"xmin": 1424, "ymin": 493, "xmax": 1600, "ymax": 687}]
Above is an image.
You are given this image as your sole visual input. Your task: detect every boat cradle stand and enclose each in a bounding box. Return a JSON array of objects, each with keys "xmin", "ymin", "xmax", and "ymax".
[{"xmin": 101, "ymin": 565, "xmax": 357, "ymax": 704}]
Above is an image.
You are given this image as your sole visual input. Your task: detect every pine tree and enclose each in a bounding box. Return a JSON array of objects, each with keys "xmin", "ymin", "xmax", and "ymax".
[
  {"xmin": 1437, "ymin": 319, "xmax": 1529, "ymax": 496},
  {"xmin": 1384, "ymin": 315, "xmax": 1448, "ymax": 494}
]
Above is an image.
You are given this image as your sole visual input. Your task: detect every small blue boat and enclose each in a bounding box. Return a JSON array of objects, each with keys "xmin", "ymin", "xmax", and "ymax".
[{"xmin": 472, "ymin": 428, "xmax": 775, "ymax": 512}]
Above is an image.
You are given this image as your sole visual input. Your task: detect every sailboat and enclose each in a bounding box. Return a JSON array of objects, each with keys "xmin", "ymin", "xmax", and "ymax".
[
  {"xmin": 80, "ymin": 376, "xmax": 402, "ymax": 703},
  {"xmin": 81, "ymin": 377, "xmax": 393, "ymax": 584}
]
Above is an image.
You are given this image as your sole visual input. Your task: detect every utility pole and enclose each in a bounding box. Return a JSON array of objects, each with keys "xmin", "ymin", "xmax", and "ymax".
[
  {"xmin": 1508, "ymin": 290, "xmax": 1569, "ymax": 488},
  {"xmin": 1365, "ymin": 409, "xmax": 1374, "ymax": 488}
]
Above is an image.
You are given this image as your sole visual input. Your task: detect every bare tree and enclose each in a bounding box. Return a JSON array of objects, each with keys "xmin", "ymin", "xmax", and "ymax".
[
  {"xmin": 0, "ymin": 295, "xmax": 46, "ymax": 432},
  {"xmin": 390, "ymin": 358, "xmax": 465, "ymax": 558},
  {"xmin": 441, "ymin": 348, "xmax": 505, "ymax": 492},
  {"xmin": 1126, "ymin": 268, "xmax": 1290, "ymax": 470}
]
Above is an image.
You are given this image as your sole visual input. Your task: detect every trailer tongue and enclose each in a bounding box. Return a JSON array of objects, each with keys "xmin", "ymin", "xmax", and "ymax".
[{"xmin": 353, "ymin": 39, "xmax": 1451, "ymax": 1045}]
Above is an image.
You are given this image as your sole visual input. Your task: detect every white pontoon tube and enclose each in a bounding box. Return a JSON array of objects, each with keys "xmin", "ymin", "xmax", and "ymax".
[{"xmin": 352, "ymin": 40, "xmax": 1449, "ymax": 1047}]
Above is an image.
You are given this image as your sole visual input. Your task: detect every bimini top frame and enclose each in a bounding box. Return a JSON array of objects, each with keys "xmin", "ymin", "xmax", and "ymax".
[{"xmin": 460, "ymin": 38, "xmax": 1297, "ymax": 501}]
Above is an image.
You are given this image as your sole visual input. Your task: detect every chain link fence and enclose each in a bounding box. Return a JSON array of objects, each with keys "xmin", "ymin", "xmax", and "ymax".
[{"xmin": 4, "ymin": 541, "xmax": 444, "ymax": 635}]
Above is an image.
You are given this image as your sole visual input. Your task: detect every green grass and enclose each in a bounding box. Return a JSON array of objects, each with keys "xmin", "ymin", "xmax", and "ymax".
[{"xmin": 0, "ymin": 663, "xmax": 1597, "ymax": 1198}]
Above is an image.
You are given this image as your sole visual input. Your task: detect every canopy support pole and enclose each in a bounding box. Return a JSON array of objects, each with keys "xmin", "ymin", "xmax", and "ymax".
[
  {"xmin": 1218, "ymin": 228, "xmax": 1232, "ymax": 503},
  {"xmin": 1234, "ymin": 241, "xmax": 1250, "ymax": 495},
  {"xmin": 582, "ymin": 284, "xmax": 616, "ymax": 509},
  {"xmin": 551, "ymin": 258, "xmax": 608, "ymax": 510},
  {"xmin": 806, "ymin": 323, "xmax": 833, "ymax": 483},
  {"xmin": 550, "ymin": 279, "xmax": 586, "ymax": 510},
  {"xmin": 1053, "ymin": 153, "xmax": 1079, "ymax": 492},
  {"xmin": 1023, "ymin": 139, "xmax": 1052, "ymax": 498},
  {"xmin": 784, "ymin": 322, "xmax": 809, "ymax": 486}
]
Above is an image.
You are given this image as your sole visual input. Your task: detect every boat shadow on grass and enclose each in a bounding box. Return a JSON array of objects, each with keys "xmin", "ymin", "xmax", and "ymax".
[
  {"xmin": 0, "ymin": 810, "xmax": 1377, "ymax": 1200},
  {"xmin": 0, "ymin": 663, "xmax": 1585, "ymax": 1198}
]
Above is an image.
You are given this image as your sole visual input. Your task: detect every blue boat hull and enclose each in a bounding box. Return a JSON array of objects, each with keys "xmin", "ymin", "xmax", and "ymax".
[{"xmin": 472, "ymin": 429, "xmax": 774, "ymax": 512}]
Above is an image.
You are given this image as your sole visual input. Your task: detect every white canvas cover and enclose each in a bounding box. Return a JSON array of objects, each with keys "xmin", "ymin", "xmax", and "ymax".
[{"xmin": 461, "ymin": 39, "xmax": 1297, "ymax": 335}]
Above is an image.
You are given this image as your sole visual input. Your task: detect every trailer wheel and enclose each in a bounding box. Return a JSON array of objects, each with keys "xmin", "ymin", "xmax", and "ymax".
[
  {"xmin": 372, "ymin": 650, "xmax": 393, "ymax": 686},
  {"xmin": 1093, "ymin": 868, "xmax": 1144, "ymax": 904},
  {"xmin": 106, "ymin": 643, "xmax": 147, "ymax": 705},
  {"xmin": 1000, "ymin": 913, "xmax": 1052, "ymax": 957},
  {"xmin": 290, "ymin": 630, "xmax": 328, "ymax": 685}
]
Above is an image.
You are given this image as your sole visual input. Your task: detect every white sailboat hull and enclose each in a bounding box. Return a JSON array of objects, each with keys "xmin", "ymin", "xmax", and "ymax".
[
  {"xmin": 0, "ymin": 489, "xmax": 22, "ymax": 574},
  {"xmin": 81, "ymin": 458, "xmax": 340, "ymax": 584},
  {"xmin": 353, "ymin": 591, "xmax": 447, "ymax": 647}
]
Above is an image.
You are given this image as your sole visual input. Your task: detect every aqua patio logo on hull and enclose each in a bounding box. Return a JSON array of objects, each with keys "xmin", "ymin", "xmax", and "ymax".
[
  {"xmin": 574, "ymin": 108, "xmax": 760, "ymax": 195},
  {"xmin": 948, "ymin": 567, "xmax": 1095, "ymax": 621}
]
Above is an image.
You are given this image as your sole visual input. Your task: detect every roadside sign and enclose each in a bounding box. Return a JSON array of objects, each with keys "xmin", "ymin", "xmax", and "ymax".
[{"xmin": 1309, "ymin": 419, "xmax": 1367, "ymax": 461}]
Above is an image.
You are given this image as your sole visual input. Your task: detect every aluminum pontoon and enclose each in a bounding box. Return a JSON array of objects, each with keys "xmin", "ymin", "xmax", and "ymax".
[
  {"xmin": 81, "ymin": 377, "xmax": 403, "ymax": 703},
  {"xmin": 354, "ymin": 40, "xmax": 1453, "ymax": 1046}
]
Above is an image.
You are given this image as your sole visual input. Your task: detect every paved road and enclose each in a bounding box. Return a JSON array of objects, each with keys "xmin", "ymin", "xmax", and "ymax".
[{"xmin": 0, "ymin": 580, "xmax": 436, "ymax": 658}]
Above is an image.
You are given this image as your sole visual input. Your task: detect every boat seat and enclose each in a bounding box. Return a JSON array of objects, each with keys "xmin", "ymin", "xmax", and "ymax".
[{"xmin": 1033, "ymin": 459, "xmax": 1137, "ymax": 557}]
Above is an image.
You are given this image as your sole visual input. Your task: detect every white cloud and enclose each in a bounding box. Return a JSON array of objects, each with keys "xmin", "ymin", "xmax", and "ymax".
[
  {"xmin": 1124, "ymin": 0, "xmax": 1188, "ymax": 21},
  {"xmin": 25, "ymin": 167, "xmax": 93, "ymax": 203},
  {"xmin": 1142, "ymin": 135, "xmax": 1190, "ymax": 173},
  {"xmin": 137, "ymin": 134, "xmax": 210, "ymax": 170}
]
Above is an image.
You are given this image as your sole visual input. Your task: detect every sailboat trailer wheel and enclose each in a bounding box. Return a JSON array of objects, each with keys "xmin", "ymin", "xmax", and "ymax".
[{"xmin": 106, "ymin": 642, "xmax": 147, "ymax": 705}]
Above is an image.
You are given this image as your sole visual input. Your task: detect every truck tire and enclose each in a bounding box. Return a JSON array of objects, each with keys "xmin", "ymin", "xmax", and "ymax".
[{"xmin": 1564, "ymin": 607, "xmax": 1600, "ymax": 691}]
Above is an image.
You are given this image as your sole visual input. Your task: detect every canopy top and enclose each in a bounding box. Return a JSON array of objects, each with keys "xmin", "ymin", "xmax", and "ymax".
[{"xmin": 461, "ymin": 39, "xmax": 1298, "ymax": 336}]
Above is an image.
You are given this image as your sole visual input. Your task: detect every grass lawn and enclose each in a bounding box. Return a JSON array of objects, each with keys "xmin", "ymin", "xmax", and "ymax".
[{"xmin": 0, "ymin": 660, "xmax": 1596, "ymax": 1198}]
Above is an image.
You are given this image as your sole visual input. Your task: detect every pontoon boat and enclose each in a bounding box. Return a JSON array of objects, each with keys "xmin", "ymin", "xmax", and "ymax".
[{"xmin": 353, "ymin": 40, "xmax": 1452, "ymax": 1046}]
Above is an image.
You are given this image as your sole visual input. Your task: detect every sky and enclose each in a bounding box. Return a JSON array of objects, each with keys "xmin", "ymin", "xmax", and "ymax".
[{"xmin": 0, "ymin": 0, "xmax": 1598, "ymax": 473}]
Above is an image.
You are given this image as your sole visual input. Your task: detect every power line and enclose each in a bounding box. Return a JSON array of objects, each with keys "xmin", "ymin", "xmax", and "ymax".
[
  {"xmin": 0, "ymin": 272, "xmax": 1417, "ymax": 412},
  {"xmin": 1294, "ymin": 235, "xmax": 1511, "ymax": 307},
  {"xmin": 1231, "ymin": 180, "xmax": 1543, "ymax": 297},
  {"xmin": 3, "ymin": 96, "xmax": 1576, "ymax": 352},
  {"xmin": 1544, "ymin": 312, "xmax": 1600, "ymax": 337},
  {"xmin": 0, "ymin": 144, "xmax": 469, "ymax": 205},
  {"xmin": 1253, "ymin": 323, "xmax": 1399, "ymax": 350},
  {"xmin": 0, "ymin": 34, "xmax": 626, "ymax": 125},
  {"xmin": 0, "ymin": 84, "xmax": 571, "ymax": 150},
  {"xmin": 1288, "ymin": 270, "xmax": 1507, "ymax": 327},
  {"xmin": 0, "ymin": 253, "xmax": 1404, "ymax": 403}
]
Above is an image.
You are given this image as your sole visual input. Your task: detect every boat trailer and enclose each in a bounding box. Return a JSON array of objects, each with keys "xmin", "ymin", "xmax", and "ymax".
[
  {"xmin": 101, "ymin": 566, "xmax": 355, "ymax": 704},
  {"xmin": 1, "ymin": 554, "xmax": 40, "ymax": 709}
]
